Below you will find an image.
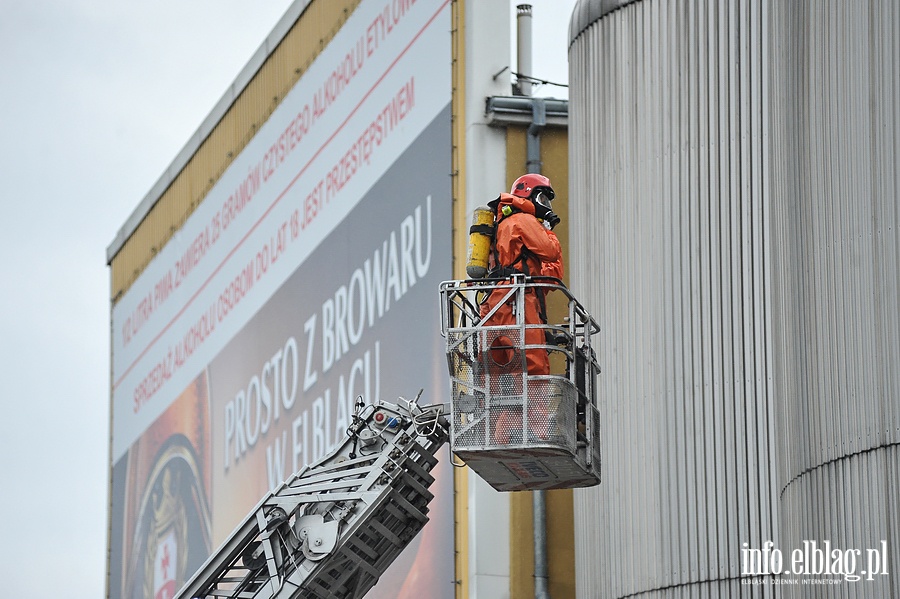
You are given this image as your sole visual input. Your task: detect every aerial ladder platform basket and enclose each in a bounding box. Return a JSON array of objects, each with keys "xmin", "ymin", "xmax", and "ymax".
[
  {"xmin": 175, "ymin": 396, "xmax": 448, "ymax": 599},
  {"xmin": 440, "ymin": 275, "xmax": 601, "ymax": 492}
]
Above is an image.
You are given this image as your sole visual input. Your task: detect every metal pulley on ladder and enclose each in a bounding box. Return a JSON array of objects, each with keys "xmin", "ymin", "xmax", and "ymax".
[{"xmin": 174, "ymin": 396, "xmax": 449, "ymax": 599}]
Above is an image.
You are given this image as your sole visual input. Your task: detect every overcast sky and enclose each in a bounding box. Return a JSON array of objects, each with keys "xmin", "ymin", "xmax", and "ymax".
[{"xmin": 0, "ymin": 0, "xmax": 575, "ymax": 597}]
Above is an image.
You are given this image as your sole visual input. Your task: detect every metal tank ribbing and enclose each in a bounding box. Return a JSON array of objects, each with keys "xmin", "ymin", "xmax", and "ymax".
[{"xmin": 567, "ymin": 0, "xmax": 899, "ymax": 597}]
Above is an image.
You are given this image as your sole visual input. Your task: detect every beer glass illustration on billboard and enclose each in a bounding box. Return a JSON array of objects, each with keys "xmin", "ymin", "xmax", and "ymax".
[{"xmin": 121, "ymin": 373, "xmax": 212, "ymax": 599}]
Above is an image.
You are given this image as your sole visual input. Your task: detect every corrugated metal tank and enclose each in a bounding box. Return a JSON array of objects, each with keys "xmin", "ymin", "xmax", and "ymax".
[
  {"xmin": 769, "ymin": 2, "xmax": 900, "ymax": 597},
  {"xmin": 568, "ymin": 0, "xmax": 899, "ymax": 597}
]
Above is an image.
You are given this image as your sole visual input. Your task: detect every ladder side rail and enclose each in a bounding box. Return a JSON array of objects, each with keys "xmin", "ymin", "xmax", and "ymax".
[
  {"xmin": 175, "ymin": 469, "xmax": 309, "ymax": 599},
  {"xmin": 174, "ymin": 518, "xmax": 263, "ymax": 599},
  {"xmin": 282, "ymin": 460, "xmax": 378, "ymax": 489}
]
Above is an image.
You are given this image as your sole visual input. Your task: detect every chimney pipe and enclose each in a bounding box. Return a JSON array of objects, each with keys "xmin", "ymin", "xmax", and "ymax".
[{"xmin": 516, "ymin": 4, "xmax": 533, "ymax": 96}]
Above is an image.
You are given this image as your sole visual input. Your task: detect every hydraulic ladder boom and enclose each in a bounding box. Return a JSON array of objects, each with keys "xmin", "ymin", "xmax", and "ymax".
[{"xmin": 175, "ymin": 394, "xmax": 448, "ymax": 599}]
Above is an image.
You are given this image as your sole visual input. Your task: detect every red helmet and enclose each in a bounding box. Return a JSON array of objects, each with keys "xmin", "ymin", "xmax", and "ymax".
[{"xmin": 510, "ymin": 173, "xmax": 555, "ymax": 205}]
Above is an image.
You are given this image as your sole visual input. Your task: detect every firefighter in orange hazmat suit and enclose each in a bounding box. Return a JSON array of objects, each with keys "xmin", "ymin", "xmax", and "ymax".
[{"xmin": 480, "ymin": 174, "xmax": 563, "ymax": 444}]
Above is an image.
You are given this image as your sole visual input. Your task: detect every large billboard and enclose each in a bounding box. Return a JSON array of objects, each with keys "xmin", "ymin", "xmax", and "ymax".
[{"xmin": 108, "ymin": 0, "xmax": 453, "ymax": 597}]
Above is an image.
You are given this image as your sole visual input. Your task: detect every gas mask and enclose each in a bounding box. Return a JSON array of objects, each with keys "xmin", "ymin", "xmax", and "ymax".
[{"xmin": 532, "ymin": 188, "xmax": 555, "ymax": 210}]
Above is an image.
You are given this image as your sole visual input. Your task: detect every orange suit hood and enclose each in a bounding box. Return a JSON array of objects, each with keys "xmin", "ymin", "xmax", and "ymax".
[{"xmin": 488, "ymin": 193, "xmax": 535, "ymax": 218}]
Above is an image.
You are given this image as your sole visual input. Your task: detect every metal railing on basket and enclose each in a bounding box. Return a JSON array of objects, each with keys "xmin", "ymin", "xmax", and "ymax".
[{"xmin": 439, "ymin": 275, "xmax": 602, "ymax": 492}]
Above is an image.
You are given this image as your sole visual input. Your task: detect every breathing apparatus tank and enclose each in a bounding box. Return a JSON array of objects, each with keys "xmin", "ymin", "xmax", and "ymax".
[{"xmin": 466, "ymin": 206, "xmax": 495, "ymax": 278}]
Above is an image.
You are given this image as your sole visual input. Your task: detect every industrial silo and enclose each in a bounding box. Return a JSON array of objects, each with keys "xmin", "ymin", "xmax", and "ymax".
[{"xmin": 568, "ymin": 0, "xmax": 899, "ymax": 597}]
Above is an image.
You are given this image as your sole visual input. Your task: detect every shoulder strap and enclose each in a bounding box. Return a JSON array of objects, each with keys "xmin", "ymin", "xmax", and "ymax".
[{"xmin": 489, "ymin": 215, "xmax": 532, "ymax": 277}]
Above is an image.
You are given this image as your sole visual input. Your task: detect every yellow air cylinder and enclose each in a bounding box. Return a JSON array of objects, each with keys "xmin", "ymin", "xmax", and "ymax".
[{"xmin": 466, "ymin": 206, "xmax": 494, "ymax": 278}]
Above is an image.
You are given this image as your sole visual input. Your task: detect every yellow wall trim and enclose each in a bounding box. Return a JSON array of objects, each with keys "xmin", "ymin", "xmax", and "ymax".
[{"xmin": 451, "ymin": 2, "xmax": 468, "ymax": 597}]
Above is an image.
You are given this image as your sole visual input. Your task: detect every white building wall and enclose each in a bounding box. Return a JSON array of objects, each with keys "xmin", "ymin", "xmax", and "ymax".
[{"xmin": 464, "ymin": 1, "xmax": 511, "ymax": 597}]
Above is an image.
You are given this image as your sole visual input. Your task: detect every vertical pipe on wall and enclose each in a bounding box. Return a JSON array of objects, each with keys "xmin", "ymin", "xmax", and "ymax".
[
  {"xmin": 517, "ymin": 6, "xmax": 550, "ymax": 598},
  {"xmin": 532, "ymin": 490, "xmax": 550, "ymax": 599},
  {"xmin": 527, "ymin": 99, "xmax": 546, "ymax": 174}
]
